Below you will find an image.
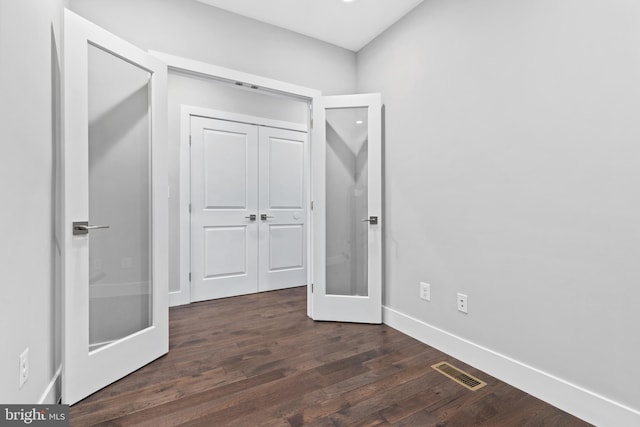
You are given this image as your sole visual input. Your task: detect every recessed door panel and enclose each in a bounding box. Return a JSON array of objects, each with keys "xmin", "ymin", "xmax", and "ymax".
[
  {"xmin": 203, "ymin": 130, "xmax": 248, "ymax": 209},
  {"xmin": 269, "ymin": 137, "xmax": 304, "ymax": 209},
  {"xmin": 269, "ymin": 224, "xmax": 304, "ymax": 271},
  {"xmin": 191, "ymin": 117, "xmax": 258, "ymax": 302},
  {"xmin": 204, "ymin": 226, "xmax": 247, "ymax": 278}
]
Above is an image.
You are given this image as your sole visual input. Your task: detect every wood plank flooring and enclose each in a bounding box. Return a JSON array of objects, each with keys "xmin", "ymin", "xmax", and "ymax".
[{"xmin": 70, "ymin": 287, "xmax": 591, "ymax": 426}]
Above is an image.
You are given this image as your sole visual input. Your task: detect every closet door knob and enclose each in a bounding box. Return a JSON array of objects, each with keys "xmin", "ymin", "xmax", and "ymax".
[
  {"xmin": 260, "ymin": 214, "xmax": 274, "ymax": 221},
  {"xmin": 244, "ymin": 214, "xmax": 257, "ymax": 221}
]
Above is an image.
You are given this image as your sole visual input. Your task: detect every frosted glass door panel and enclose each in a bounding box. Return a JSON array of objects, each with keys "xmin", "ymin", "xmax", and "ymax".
[
  {"xmin": 325, "ymin": 107, "xmax": 369, "ymax": 297},
  {"xmin": 87, "ymin": 44, "xmax": 152, "ymax": 351}
]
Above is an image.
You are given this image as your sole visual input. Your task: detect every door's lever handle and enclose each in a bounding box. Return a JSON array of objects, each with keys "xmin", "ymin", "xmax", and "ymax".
[
  {"xmin": 361, "ymin": 216, "xmax": 379, "ymax": 225},
  {"xmin": 83, "ymin": 225, "xmax": 110, "ymax": 230},
  {"xmin": 260, "ymin": 214, "xmax": 274, "ymax": 221},
  {"xmin": 73, "ymin": 221, "xmax": 110, "ymax": 235},
  {"xmin": 245, "ymin": 214, "xmax": 257, "ymax": 221}
]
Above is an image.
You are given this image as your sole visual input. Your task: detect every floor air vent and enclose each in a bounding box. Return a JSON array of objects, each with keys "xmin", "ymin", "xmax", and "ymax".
[{"xmin": 431, "ymin": 362, "xmax": 487, "ymax": 391}]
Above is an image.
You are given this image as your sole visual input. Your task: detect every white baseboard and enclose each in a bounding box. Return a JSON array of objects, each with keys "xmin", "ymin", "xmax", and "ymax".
[
  {"xmin": 383, "ymin": 306, "xmax": 640, "ymax": 427},
  {"xmin": 169, "ymin": 290, "xmax": 190, "ymax": 307},
  {"xmin": 38, "ymin": 366, "xmax": 62, "ymax": 404}
]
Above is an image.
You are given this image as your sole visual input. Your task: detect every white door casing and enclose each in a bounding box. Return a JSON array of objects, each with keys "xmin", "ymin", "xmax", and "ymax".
[
  {"xmin": 190, "ymin": 117, "xmax": 259, "ymax": 302},
  {"xmin": 62, "ymin": 10, "xmax": 168, "ymax": 405},
  {"xmin": 190, "ymin": 113, "xmax": 307, "ymax": 301},
  {"xmin": 311, "ymin": 94, "xmax": 383, "ymax": 324}
]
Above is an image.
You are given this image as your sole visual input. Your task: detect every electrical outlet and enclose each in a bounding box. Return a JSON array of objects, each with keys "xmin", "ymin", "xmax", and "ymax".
[
  {"xmin": 457, "ymin": 293, "xmax": 468, "ymax": 314},
  {"xmin": 419, "ymin": 282, "xmax": 431, "ymax": 301},
  {"xmin": 19, "ymin": 348, "xmax": 29, "ymax": 389}
]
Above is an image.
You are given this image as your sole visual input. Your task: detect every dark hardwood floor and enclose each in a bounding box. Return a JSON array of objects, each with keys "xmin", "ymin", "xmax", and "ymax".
[{"xmin": 70, "ymin": 287, "xmax": 590, "ymax": 426}]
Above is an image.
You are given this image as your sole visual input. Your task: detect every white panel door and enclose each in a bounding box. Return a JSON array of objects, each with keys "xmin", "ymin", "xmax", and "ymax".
[
  {"xmin": 312, "ymin": 94, "xmax": 383, "ymax": 324},
  {"xmin": 258, "ymin": 127, "xmax": 308, "ymax": 291},
  {"xmin": 63, "ymin": 10, "xmax": 168, "ymax": 405},
  {"xmin": 190, "ymin": 117, "xmax": 259, "ymax": 301}
]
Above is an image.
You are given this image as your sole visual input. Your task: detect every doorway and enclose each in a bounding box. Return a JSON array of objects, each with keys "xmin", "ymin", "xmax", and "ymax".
[{"xmin": 154, "ymin": 52, "xmax": 383, "ymax": 322}]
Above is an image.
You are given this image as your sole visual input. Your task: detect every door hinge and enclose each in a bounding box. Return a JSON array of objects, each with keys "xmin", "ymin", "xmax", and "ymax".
[
  {"xmin": 311, "ymin": 283, "xmax": 314, "ymax": 293},
  {"xmin": 189, "ymin": 135, "xmax": 192, "ymax": 146},
  {"xmin": 189, "ymin": 272, "xmax": 191, "ymax": 282},
  {"xmin": 310, "ymin": 118, "xmax": 313, "ymax": 129},
  {"xmin": 188, "ymin": 203, "xmax": 191, "ymax": 213},
  {"xmin": 311, "ymin": 201, "xmax": 314, "ymax": 211}
]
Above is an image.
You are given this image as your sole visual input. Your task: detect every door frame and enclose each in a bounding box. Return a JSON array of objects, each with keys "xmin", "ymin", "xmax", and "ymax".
[
  {"xmin": 149, "ymin": 51, "xmax": 321, "ymax": 316},
  {"xmin": 181, "ymin": 106, "xmax": 308, "ymax": 304}
]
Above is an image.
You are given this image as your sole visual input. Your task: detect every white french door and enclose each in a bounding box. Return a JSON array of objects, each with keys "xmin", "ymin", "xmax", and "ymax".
[
  {"xmin": 312, "ymin": 94, "xmax": 383, "ymax": 324},
  {"xmin": 62, "ymin": 10, "xmax": 168, "ymax": 405},
  {"xmin": 190, "ymin": 116, "xmax": 307, "ymax": 302}
]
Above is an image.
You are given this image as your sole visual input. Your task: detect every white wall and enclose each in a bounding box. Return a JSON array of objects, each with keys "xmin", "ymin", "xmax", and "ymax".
[
  {"xmin": 357, "ymin": 0, "xmax": 640, "ymax": 421},
  {"xmin": 0, "ymin": 0, "xmax": 67, "ymax": 403},
  {"xmin": 67, "ymin": 0, "xmax": 356, "ymax": 96}
]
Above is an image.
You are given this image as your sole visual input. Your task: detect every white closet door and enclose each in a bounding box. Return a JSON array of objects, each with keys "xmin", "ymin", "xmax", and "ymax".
[
  {"xmin": 258, "ymin": 127, "xmax": 308, "ymax": 291},
  {"xmin": 190, "ymin": 117, "xmax": 259, "ymax": 302}
]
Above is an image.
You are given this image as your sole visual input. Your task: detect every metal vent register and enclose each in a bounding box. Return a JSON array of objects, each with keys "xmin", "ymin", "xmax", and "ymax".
[{"xmin": 432, "ymin": 362, "xmax": 487, "ymax": 391}]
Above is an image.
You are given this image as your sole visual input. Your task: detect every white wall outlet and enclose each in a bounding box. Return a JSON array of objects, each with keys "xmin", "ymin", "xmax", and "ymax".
[
  {"xmin": 19, "ymin": 348, "xmax": 29, "ymax": 389},
  {"xmin": 457, "ymin": 293, "xmax": 468, "ymax": 313},
  {"xmin": 419, "ymin": 282, "xmax": 431, "ymax": 301}
]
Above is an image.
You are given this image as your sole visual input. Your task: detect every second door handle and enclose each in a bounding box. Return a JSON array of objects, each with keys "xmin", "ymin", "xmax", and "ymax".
[{"xmin": 261, "ymin": 214, "xmax": 274, "ymax": 221}]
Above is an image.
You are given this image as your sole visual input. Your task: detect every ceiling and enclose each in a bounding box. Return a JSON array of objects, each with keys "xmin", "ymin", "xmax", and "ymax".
[{"xmin": 195, "ymin": 0, "xmax": 425, "ymax": 52}]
